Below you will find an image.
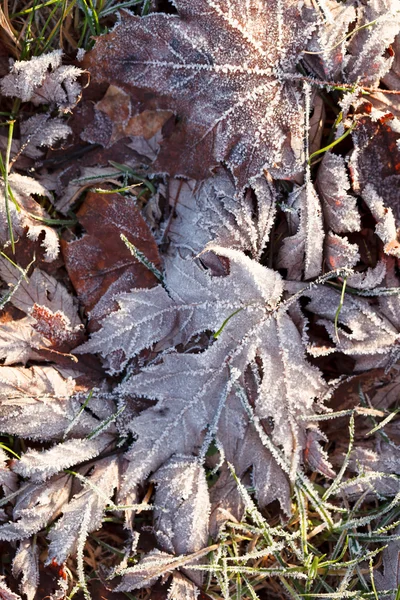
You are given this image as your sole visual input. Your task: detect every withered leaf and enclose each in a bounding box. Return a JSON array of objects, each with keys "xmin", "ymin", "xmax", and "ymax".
[
  {"xmin": 84, "ymin": 1, "xmax": 318, "ymax": 186},
  {"xmin": 62, "ymin": 191, "xmax": 161, "ymax": 326}
]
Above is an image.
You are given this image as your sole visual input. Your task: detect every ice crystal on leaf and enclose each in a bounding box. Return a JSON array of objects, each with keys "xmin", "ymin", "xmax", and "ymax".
[
  {"xmin": 84, "ymin": 0, "xmax": 318, "ymax": 186},
  {"xmin": 277, "ymin": 179, "xmax": 324, "ymax": 280},
  {"xmin": 81, "ymin": 247, "xmax": 328, "ymax": 515},
  {"xmin": 305, "ymin": 285, "xmax": 400, "ymax": 370},
  {"xmin": 166, "ymin": 169, "xmax": 276, "ymax": 259},
  {"xmin": 0, "ymin": 50, "xmax": 83, "ymax": 111},
  {"xmin": 12, "ymin": 540, "xmax": 39, "ymax": 600}
]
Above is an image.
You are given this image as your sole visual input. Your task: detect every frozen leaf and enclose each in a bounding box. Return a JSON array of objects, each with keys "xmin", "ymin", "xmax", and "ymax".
[
  {"xmin": 0, "ymin": 50, "xmax": 83, "ymax": 110},
  {"xmin": 209, "ymin": 463, "xmax": 244, "ymax": 538},
  {"xmin": 346, "ymin": 260, "xmax": 387, "ymax": 291},
  {"xmin": 13, "ymin": 435, "xmax": 114, "ymax": 482},
  {"xmin": 305, "ymin": 286, "xmax": 400, "ymax": 369},
  {"xmin": 361, "ymin": 185, "xmax": 400, "ymax": 258},
  {"xmin": 350, "ymin": 117, "xmax": 400, "ymax": 227},
  {"xmin": 152, "ymin": 457, "xmax": 210, "ymax": 555},
  {"xmin": 20, "ymin": 114, "xmax": 72, "ymax": 157},
  {"xmin": 84, "ymin": 1, "xmax": 318, "ymax": 185},
  {"xmin": 0, "ymin": 365, "xmax": 101, "ymax": 441},
  {"xmin": 85, "ymin": 247, "xmax": 329, "ymax": 516},
  {"xmin": 0, "ymin": 448, "xmax": 18, "ymax": 498},
  {"xmin": 0, "ymin": 261, "xmax": 81, "ymax": 328},
  {"xmin": 77, "ymin": 247, "xmax": 284, "ymax": 374},
  {"xmin": 374, "ymin": 526, "xmax": 400, "ymax": 599},
  {"xmin": 277, "ymin": 179, "xmax": 324, "ymax": 280},
  {"xmin": 115, "ymin": 550, "xmax": 176, "ymax": 592},
  {"xmin": 47, "ymin": 457, "xmax": 119, "ymax": 564},
  {"xmin": 0, "ymin": 474, "xmax": 71, "ymax": 541},
  {"xmin": 61, "ymin": 191, "xmax": 161, "ymax": 325},
  {"xmin": 375, "ymin": 552, "xmax": 400, "ymax": 600},
  {"xmin": 316, "ymin": 153, "xmax": 361, "ymax": 234},
  {"xmin": 0, "ymin": 174, "xmax": 59, "ymax": 262},
  {"xmin": 324, "ymin": 232, "xmax": 359, "ymax": 271},
  {"xmin": 304, "ymin": 427, "xmax": 335, "ymax": 479},
  {"xmin": 0, "ymin": 317, "xmax": 44, "ymax": 365},
  {"xmin": 166, "ymin": 170, "xmax": 276, "ymax": 259},
  {"xmin": 0, "ymin": 577, "xmax": 22, "ymax": 600},
  {"xmin": 345, "ymin": 0, "xmax": 400, "ymax": 86},
  {"xmin": 304, "ymin": 0, "xmax": 357, "ymax": 80},
  {"xmin": 12, "ymin": 539, "xmax": 39, "ymax": 600},
  {"xmin": 168, "ymin": 572, "xmax": 199, "ymax": 600}
]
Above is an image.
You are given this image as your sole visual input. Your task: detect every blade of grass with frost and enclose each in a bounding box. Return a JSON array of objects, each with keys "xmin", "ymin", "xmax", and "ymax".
[
  {"xmin": 109, "ymin": 162, "xmax": 156, "ymax": 194},
  {"xmin": 0, "ymin": 120, "xmax": 16, "ymax": 252},
  {"xmin": 63, "ymin": 391, "xmax": 93, "ymax": 439},
  {"xmin": 120, "ymin": 234, "xmax": 163, "ymax": 282},
  {"xmin": 86, "ymin": 404, "xmax": 125, "ymax": 439}
]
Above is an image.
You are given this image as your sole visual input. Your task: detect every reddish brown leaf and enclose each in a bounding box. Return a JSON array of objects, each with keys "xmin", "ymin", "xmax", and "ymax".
[{"xmin": 61, "ymin": 191, "xmax": 161, "ymax": 328}]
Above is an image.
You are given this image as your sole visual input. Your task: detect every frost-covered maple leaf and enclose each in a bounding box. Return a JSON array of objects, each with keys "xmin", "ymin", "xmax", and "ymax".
[
  {"xmin": 80, "ymin": 247, "xmax": 329, "ymax": 514},
  {"xmin": 277, "ymin": 178, "xmax": 324, "ymax": 280},
  {"xmin": 0, "ymin": 50, "xmax": 83, "ymax": 111},
  {"xmin": 305, "ymin": 0, "xmax": 400, "ymax": 85},
  {"xmin": 165, "ymin": 169, "xmax": 276, "ymax": 259},
  {"xmin": 305, "ymin": 285, "xmax": 400, "ymax": 370},
  {"xmin": 0, "ymin": 174, "xmax": 59, "ymax": 262},
  {"xmin": 84, "ymin": 0, "xmax": 318, "ymax": 186},
  {"xmin": 0, "ymin": 260, "xmax": 84, "ymax": 364}
]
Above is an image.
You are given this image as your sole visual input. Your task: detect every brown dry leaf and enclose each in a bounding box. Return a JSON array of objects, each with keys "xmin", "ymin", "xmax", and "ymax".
[
  {"xmin": 91, "ymin": 84, "xmax": 172, "ymax": 146},
  {"xmin": 61, "ymin": 191, "xmax": 161, "ymax": 327}
]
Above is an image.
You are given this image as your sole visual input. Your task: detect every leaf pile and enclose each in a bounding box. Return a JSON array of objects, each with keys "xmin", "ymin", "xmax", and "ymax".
[{"xmin": 0, "ymin": 1, "xmax": 400, "ymax": 599}]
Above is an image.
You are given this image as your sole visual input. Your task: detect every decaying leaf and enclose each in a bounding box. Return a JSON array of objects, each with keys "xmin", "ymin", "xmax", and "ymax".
[
  {"xmin": 62, "ymin": 191, "xmax": 161, "ymax": 326},
  {"xmin": 0, "ymin": 260, "xmax": 84, "ymax": 363},
  {"xmin": 84, "ymin": 0, "xmax": 318, "ymax": 185},
  {"xmin": 82, "ymin": 84, "xmax": 173, "ymax": 147}
]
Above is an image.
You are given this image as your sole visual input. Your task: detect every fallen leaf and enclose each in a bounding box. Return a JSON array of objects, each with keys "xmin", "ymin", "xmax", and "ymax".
[
  {"xmin": 61, "ymin": 191, "xmax": 161, "ymax": 327},
  {"xmin": 84, "ymin": 1, "xmax": 318, "ymax": 186}
]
